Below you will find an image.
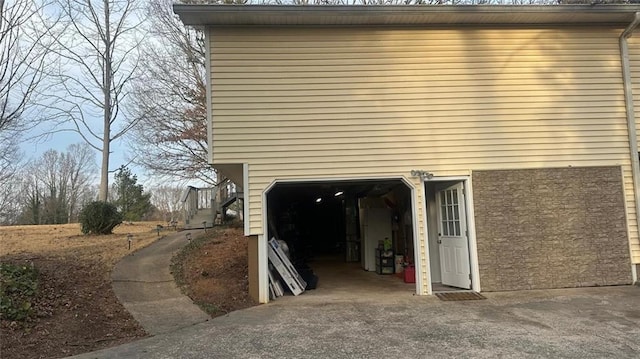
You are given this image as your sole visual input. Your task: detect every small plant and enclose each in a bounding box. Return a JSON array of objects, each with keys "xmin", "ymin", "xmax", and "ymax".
[
  {"xmin": 196, "ymin": 302, "xmax": 221, "ymax": 316},
  {"xmin": 79, "ymin": 201, "xmax": 123, "ymax": 235},
  {"xmin": 0, "ymin": 263, "xmax": 39, "ymax": 321}
]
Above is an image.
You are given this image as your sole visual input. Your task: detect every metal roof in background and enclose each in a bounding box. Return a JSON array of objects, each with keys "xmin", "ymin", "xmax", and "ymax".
[{"xmin": 173, "ymin": 5, "xmax": 640, "ymax": 27}]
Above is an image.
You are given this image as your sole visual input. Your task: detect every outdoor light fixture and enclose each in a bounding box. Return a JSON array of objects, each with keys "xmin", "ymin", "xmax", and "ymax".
[
  {"xmin": 127, "ymin": 234, "xmax": 133, "ymax": 250},
  {"xmin": 334, "ymin": 191, "xmax": 344, "ymax": 197},
  {"xmin": 411, "ymin": 170, "xmax": 434, "ymax": 180},
  {"xmin": 315, "ymin": 197, "xmax": 322, "ymax": 203}
]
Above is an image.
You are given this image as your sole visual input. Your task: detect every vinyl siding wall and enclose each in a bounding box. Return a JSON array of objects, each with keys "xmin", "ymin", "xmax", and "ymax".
[{"xmin": 209, "ymin": 27, "xmax": 640, "ymax": 280}]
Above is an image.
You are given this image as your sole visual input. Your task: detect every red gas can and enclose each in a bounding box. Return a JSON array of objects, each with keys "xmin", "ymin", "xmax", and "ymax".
[{"xmin": 404, "ymin": 265, "xmax": 415, "ymax": 283}]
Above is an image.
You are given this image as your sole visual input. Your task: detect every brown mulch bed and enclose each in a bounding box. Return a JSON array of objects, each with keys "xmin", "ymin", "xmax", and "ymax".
[
  {"xmin": 171, "ymin": 226, "xmax": 258, "ymax": 317},
  {"xmin": 0, "ymin": 256, "xmax": 147, "ymax": 359}
]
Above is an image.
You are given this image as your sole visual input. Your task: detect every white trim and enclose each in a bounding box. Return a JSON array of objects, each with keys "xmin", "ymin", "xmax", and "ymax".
[
  {"xmin": 620, "ymin": 13, "xmax": 640, "ymax": 266},
  {"xmin": 421, "ymin": 184, "xmax": 433, "ymax": 295},
  {"xmin": 465, "ymin": 175, "xmax": 482, "ymax": 293},
  {"xmin": 261, "ymin": 175, "xmax": 423, "ymax": 296},
  {"xmin": 260, "ymin": 180, "xmax": 273, "ymax": 303},
  {"xmin": 243, "ymin": 163, "xmax": 250, "ymax": 236},
  {"xmin": 424, "ymin": 176, "xmax": 469, "ymax": 183},
  {"xmin": 265, "ymin": 174, "xmax": 412, "ymax": 185},
  {"xmin": 620, "ymin": 166, "xmax": 637, "ymax": 284},
  {"xmin": 257, "ymin": 234, "xmax": 269, "ymax": 303},
  {"xmin": 204, "ymin": 27, "xmax": 213, "ymax": 165},
  {"xmin": 261, "ymin": 183, "xmax": 271, "ymax": 303},
  {"xmin": 422, "ymin": 175, "xmax": 480, "ymax": 293},
  {"xmin": 632, "ymin": 263, "xmax": 638, "ymax": 283},
  {"xmin": 404, "ymin": 177, "xmax": 423, "ymax": 296}
]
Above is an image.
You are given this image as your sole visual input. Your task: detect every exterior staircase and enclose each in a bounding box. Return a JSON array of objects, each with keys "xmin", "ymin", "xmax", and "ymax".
[
  {"xmin": 181, "ymin": 186, "xmax": 216, "ymax": 229},
  {"xmin": 218, "ymin": 179, "xmax": 243, "ymax": 221},
  {"xmin": 180, "ymin": 182, "xmax": 245, "ymax": 229}
]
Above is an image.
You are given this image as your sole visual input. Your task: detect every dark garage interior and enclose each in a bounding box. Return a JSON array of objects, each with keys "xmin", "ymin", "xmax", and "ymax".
[{"xmin": 266, "ymin": 179, "xmax": 417, "ymax": 296}]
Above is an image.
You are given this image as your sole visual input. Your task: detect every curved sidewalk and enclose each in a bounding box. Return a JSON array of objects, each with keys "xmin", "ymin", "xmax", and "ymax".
[{"xmin": 111, "ymin": 229, "xmax": 210, "ymax": 335}]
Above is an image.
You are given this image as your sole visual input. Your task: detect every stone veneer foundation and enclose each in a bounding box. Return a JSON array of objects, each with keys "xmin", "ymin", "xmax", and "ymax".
[{"xmin": 472, "ymin": 166, "xmax": 632, "ymax": 291}]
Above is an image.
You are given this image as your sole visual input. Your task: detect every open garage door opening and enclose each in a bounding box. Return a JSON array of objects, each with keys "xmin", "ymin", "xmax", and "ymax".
[{"xmin": 266, "ymin": 178, "xmax": 417, "ymax": 297}]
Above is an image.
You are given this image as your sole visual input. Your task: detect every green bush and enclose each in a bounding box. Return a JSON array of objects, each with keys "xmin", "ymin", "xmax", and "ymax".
[
  {"xmin": 0, "ymin": 263, "xmax": 39, "ymax": 321},
  {"xmin": 79, "ymin": 201, "xmax": 123, "ymax": 234}
]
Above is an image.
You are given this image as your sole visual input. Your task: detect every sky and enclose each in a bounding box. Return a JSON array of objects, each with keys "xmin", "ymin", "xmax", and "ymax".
[
  {"xmin": 22, "ymin": 124, "xmax": 149, "ymax": 184},
  {"xmin": 15, "ymin": 0, "xmax": 156, "ymax": 187},
  {"xmin": 12, "ymin": 0, "xmax": 210, "ymax": 190},
  {"xmin": 21, "ymin": 116, "xmax": 209, "ymax": 189}
]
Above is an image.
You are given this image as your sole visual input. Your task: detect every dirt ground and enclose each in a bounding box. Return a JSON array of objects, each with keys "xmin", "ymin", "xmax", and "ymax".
[
  {"xmin": 0, "ymin": 222, "xmax": 165, "ymax": 359},
  {"xmin": 1, "ymin": 223, "xmax": 255, "ymax": 359},
  {"xmin": 172, "ymin": 226, "xmax": 257, "ymax": 317}
]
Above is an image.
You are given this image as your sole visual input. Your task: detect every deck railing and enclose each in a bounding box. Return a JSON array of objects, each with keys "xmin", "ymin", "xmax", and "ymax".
[
  {"xmin": 181, "ymin": 186, "xmax": 216, "ymax": 224},
  {"xmin": 219, "ymin": 180, "xmax": 235, "ymax": 204}
]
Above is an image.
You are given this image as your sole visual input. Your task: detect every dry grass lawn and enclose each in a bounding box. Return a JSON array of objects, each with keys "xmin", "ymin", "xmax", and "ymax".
[
  {"xmin": 0, "ymin": 221, "xmax": 171, "ymax": 359},
  {"xmin": 1, "ymin": 222, "xmax": 162, "ymax": 267}
]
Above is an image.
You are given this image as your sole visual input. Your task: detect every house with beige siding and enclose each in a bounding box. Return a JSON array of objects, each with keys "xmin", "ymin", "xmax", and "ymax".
[{"xmin": 175, "ymin": 4, "xmax": 640, "ymax": 303}]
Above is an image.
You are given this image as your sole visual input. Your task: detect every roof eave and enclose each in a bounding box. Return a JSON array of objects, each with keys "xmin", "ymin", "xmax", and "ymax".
[{"xmin": 173, "ymin": 4, "xmax": 640, "ymax": 27}]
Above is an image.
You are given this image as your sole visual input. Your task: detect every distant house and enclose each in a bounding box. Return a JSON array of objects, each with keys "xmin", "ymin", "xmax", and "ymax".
[{"xmin": 175, "ymin": 4, "xmax": 640, "ymax": 303}]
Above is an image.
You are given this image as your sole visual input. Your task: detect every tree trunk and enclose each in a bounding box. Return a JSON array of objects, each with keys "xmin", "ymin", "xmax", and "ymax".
[
  {"xmin": 99, "ymin": 132, "xmax": 110, "ymax": 201},
  {"xmin": 0, "ymin": 1, "xmax": 5, "ymax": 29},
  {"xmin": 98, "ymin": 0, "xmax": 112, "ymax": 202}
]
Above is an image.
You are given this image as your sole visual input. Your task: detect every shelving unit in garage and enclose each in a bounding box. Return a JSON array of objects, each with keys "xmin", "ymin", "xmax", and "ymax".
[{"xmin": 375, "ymin": 248, "xmax": 395, "ymax": 274}]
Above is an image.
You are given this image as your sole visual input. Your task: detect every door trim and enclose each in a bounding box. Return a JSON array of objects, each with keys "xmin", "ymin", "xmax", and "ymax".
[{"xmin": 423, "ymin": 176, "xmax": 481, "ymax": 294}]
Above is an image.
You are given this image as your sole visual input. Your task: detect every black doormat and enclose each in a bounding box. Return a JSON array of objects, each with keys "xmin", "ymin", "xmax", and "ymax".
[{"xmin": 435, "ymin": 291, "xmax": 486, "ymax": 301}]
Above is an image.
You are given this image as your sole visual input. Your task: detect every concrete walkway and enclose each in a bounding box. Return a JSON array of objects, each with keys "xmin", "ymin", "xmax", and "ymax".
[{"xmin": 111, "ymin": 229, "xmax": 210, "ymax": 335}]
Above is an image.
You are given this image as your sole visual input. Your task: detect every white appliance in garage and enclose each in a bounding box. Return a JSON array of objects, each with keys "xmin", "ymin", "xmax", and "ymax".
[{"xmin": 359, "ymin": 198, "xmax": 392, "ymax": 272}]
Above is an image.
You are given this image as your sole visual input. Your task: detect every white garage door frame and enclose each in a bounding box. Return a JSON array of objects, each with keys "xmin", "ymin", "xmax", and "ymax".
[{"xmin": 259, "ymin": 175, "xmax": 424, "ymax": 303}]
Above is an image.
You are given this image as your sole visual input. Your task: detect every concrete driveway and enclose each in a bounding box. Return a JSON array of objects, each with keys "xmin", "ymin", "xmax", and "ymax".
[{"xmin": 70, "ymin": 285, "xmax": 639, "ymax": 359}]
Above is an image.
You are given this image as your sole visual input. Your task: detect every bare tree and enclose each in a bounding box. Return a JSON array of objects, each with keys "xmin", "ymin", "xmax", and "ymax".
[
  {"xmin": 129, "ymin": 0, "xmax": 216, "ymax": 185},
  {"xmin": 18, "ymin": 168, "xmax": 43, "ymax": 224},
  {"xmin": 149, "ymin": 184, "xmax": 185, "ymax": 222},
  {"xmin": 45, "ymin": 0, "xmax": 144, "ymax": 201},
  {"xmin": 17, "ymin": 143, "xmax": 96, "ymax": 224},
  {"xmin": 0, "ymin": 0, "xmax": 59, "ymax": 223},
  {"xmin": 0, "ymin": 139, "xmax": 21, "ymax": 222},
  {"xmin": 1, "ymin": 0, "xmax": 50, "ymax": 141},
  {"xmin": 0, "ymin": 0, "xmax": 56, "ymax": 179},
  {"xmin": 0, "ymin": 171, "xmax": 22, "ymax": 224},
  {"xmin": 60, "ymin": 143, "xmax": 97, "ymax": 221}
]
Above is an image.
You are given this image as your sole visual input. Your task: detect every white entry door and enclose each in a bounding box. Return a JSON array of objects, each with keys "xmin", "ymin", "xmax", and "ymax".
[{"xmin": 436, "ymin": 182, "xmax": 471, "ymax": 289}]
